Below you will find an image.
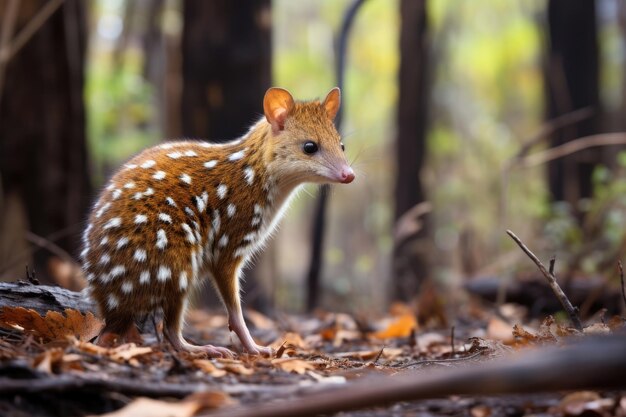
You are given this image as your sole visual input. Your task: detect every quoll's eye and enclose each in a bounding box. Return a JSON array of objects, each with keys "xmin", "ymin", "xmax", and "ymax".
[
  {"xmin": 341, "ymin": 143, "xmax": 345, "ymax": 152},
  {"xmin": 303, "ymin": 141, "xmax": 319, "ymax": 155}
]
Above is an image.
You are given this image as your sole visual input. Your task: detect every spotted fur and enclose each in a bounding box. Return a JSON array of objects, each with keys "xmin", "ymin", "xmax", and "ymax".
[{"xmin": 82, "ymin": 87, "xmax": 354, "ymax": 356}]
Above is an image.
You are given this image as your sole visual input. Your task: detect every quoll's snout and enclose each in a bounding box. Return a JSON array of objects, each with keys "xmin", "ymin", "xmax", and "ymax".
[{"xmin": 340, "ymin": 166, "xmax": 355, "ymax": 184}]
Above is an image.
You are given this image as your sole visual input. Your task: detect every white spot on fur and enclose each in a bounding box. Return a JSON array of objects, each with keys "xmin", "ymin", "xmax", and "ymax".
[
  {"xmin": 121, "ymin": 281, "xmax": 133, "ymax": 294},
  {"xmin": 135, "ymin": 214, "xmax": 148, "ymax": 224},
  {"xmin": 204, "ymin": 160, "xmax": 218, "ymax": 169},
  {"xmin": 86, "ymin": 273, "xmax": 95, "ymax": 282},
  {"xmin": 107, "ymin": 294, "xmax": 119, "ymax": 309},
  {"xmin": 99, "ymin": 253, "xmax": 110, "ymax": 265},
  {"xmin": 185, "ymin": 207, "xmax": 195, "ymax": 217},
  {"xmin": 234, "ymin": 246, "xmax": 250, "ymax": 258},
  {"xmin": 99, "ymin": 236, "xmax": 109, "ymax": 246},
  {"xmin": 156, "ymin": 229, "xmax": 168, "ymax": 249},
  {"xmin": 144, "ymin": 188, "xmax": 154, "ymax": 196},
  {"xmin": 191, "ymin": 249, "xmax": 199, "ymax": 277},
  {"xmin": 180, "ymin": 173, "xmax": 192, "ymax": 184},
  {"xmin": 153, "ymin": 171, "xmax": 166, "ymax": 180},
  {"xmin": 228, "ymin": 149, "xmax": 246, "ymax": 161},
  {"xmin": 179, "ymin": 271, "xmax": 188, "ymax": 290},
  {"xmin": 104, "ymin": 217, "xmax": 122, "ymax": 229},
  {"xmin": 134, "ymin": 248, "xmax": 147, "ymax": 262},
  {"xmin": 254, "ymin": 204, "xmax": 263, "ymax": 215},
  {"xmin": 161, "ymin": 143, "xmax": 174, "ymax": 149},
  {"xmin": 166, "ymin": 197, "xmax": 177, "ymax": 207},
  {"xmin": 110, "ymin": 265, "xmax": 125, "ymax": 278},
  {"xmin": 158, "ymin": 213, "xmax": 172, "ymax": 223},
  {"xmin": 141, "ymin": 160, "xmax": 156, "ymax": 169},
  {"xmin": 217, "ymin": 184, "xmax": 228, "ymax": 199},
  {"xmin": 116, "ymin": 237, "xmax": 129, "ymax": 249},
  {"xmin": 157, "ymin": 266, "xmax": 171, "ymax": 282},
  {"xmin": 96, "ymin": 202, "xmax": 111, "ymax": 218},
  {"xmin": 212, "ymin": 210, "xmax": 221, "ymax": 233},
  {"xmin": 139, "ymin": 270, "xmax": 150, "ymax": 284},
  {"xmin": 167, "ymin": 151, "xmax": 182, "ymax": 159},
  {"xmin": 227, "ymin": 203, "xmax": 236, "ymax": 218},
  {"xmin": 132, "ymin": 192, "xmax": 144, "ymax": 200},
  {"xmin": 243, "ymin": 232, "xmax": 256, "ymax": 242},
  {"xmin": 123, "ymin": 182, "xmax": 135, "ymax": 189},
  {"xmin": 251, "ymin": 216, "xmax": 261, "ymax": 227},
  {"xmin": 218, "ymin": 234, "xmax": 229, "ymax": 248},
  {"xmin": 111, "ymin": 189, "xmax": 122, "ymax": 200},
  {"xmin": 80, "ymin": 247, "xmax": 89, "ymax": 259},
  {"xmin": 195, "ymin": 191, "xmax": 208, "ymax": 213},
  {"xmin": 184, "ymin": 150, "xmax": 197, "ymax": 157},
  {"xmin": 182, "ymin": 223, "xmax": 196, "ymax": 244},
  {"xmin": 125, "ymin": 164, "xmax": 137, "ymax": 170},
  {"xmin": 244, "ymin": 167, "xmax": 255, "ymax": 185}
]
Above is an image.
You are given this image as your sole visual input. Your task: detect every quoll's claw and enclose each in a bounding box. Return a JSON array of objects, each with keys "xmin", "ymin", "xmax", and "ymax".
[
  {"xmin": 245, "ymin": 344, "xmax": 273, "ymax": 358},
  {"xmin": 197, "ymin": 345, "xmax": 235, "ymax": 358}
]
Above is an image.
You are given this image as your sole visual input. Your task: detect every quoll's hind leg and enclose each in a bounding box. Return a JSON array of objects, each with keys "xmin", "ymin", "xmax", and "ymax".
[
  {"xmin": 97, "ymin": 310, "xmax": 140, "ymax": 347},
  {"xmin": 162, "ymin": 295, "xmax": 234, "ymax": 358},
  {"xmin": 214, "ymin": 263, "xmax": 273, "ymax": 357}
]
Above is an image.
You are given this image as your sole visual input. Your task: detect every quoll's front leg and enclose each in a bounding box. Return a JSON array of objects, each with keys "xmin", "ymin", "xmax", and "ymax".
[
  {"xmin": 162, "ymin": 294, "xmax": 235, "ymax": 358},
  {"xmin": 214, "ymin": 262, "xmax": 273, "ymax": 357}
]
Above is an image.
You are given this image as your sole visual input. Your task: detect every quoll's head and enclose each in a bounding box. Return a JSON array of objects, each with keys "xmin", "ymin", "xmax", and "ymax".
[{"xmin": 264, "ymin": 87, "xmax": 355, "ymax": 184}]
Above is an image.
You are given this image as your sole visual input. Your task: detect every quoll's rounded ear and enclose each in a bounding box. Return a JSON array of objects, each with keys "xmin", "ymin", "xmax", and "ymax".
[
  {"xmin": 264, "ymin": 87, "xmax": 295, "ymax": 133},
  {"xmin": 323, "ymin": 87, "xmax": 341, "ymax": 121}
]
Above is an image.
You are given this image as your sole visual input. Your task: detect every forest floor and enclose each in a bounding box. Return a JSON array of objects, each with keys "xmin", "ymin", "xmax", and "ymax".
[{"xmin": 0, "ymin": 282, "xmax": 625, "ymax": 417}]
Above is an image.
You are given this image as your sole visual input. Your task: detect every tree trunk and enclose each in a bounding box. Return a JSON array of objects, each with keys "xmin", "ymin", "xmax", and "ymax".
[
  {"xmin": 392, "ymin": 0, "xmax": 431, "ymax": 301},
  {"xmin": 545, "ymin": 0, "xmax": 600, "ymax": 213},
  {"xmin": 181, "ymin": 0, "xmax": 271, "ymax": 142},
  {"xmin": 0, "ymin": 0, "xmax": 90, "ymax": 283},
  {"xmin": 181, "ymin": 0, "xmax": 271, "ymax": 310}
]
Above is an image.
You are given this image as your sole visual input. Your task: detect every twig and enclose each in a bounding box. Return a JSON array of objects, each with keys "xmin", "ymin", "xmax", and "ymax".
[
  {"xmin": 506, "ymin": 230, "xmax": 583, "ymax": 331},
  {"xmin": 450, "ymin": 326, "xmax": 455, "ymax": 355},
  {"xmin": 399, "ymin": 351, "xmax": 482, "ymax": 369},
  {"xmin": 518, "ymin": 133, "xmax": 626, "ymax": 168},
  {"xmin": 1, "ymin": 0, "xmax": 65, "ymax": 63},
  {"xmin": 0, "ymin": 0, "xmax": 19, "ymax": 102},
  {"xmin": 372, "ymin": 346, "xmax": 385, "ymax": 365},
  {"xmin": 549, "ymin": 256, "xmax": 556, "ymax": 275},
  {"xmin": 617, "ymin": 261, "xmax": 626, "ymax": 307}
]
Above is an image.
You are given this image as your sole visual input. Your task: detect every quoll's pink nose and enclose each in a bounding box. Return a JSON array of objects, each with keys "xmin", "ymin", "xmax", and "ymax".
[{"xmin": 340, "ymin": 167, "xmax": 355, "ymax": 184}]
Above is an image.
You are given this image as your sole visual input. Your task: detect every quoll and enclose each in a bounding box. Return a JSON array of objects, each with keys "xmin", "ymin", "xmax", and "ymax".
[{"xmin": 81, "ymin": 87, "xmax": 355, "ymax": 357}]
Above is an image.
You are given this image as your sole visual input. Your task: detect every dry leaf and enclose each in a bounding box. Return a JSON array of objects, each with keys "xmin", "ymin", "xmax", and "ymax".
[
  {"xmin": 109, "ymin": 343, "xmax": 152, "ymax": 362},
  {"xmin": 0, "ymin": 307, "xmax": 103, "ymax": 342},
  {"xmin": 216, "ymin": 359, "xmax": 254, "ymax": 376},
  {"xmin": 33, "ymin": 348, "xmax": 64, "ymax": 374},
  {"xmin": 194, "ymin": 359, "xmax": 227, "ymax": 377},
  {"xmin": 486, "ymin": 316, "xmax": 514, "ymax": 342},
  {"xmin": 370, "ymin": 314, "xmax": 417, "ymax": 339},
  {"xmin": 270, "ymin": 332, "xmax": 308, "ymax": 350},
  {"xmin": 272, "ymin": 358, "xmax": 315, "ymax": 374},
  {"xmin": 245, "ymin": 310, "xmax": 275, "ymax": 330},
  {"xmin": 556, "ymin": 391, "xmax": 615, "ymax": 416},
  {"xmin": 94, "ymin": 391, "xmax": 232, "ymax": 417}
]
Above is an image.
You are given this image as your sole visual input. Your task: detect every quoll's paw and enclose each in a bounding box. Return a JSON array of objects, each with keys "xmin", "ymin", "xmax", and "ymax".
[
  {"xmin": 199, "ymin": 345, "xmax": 236, "ymax": 359},
  {"xmin": 245, "ymin": 344, "xmax": 274, "ymax": 358}
]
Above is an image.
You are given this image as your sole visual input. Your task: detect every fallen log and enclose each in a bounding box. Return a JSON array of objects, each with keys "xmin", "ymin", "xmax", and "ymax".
[
  {"xmin": 205, "ymin": 334, "xmax": 626, "ymax": 417},
  {"xmin": 0, "ymin": 281, "xmax": 95, "ymax": 316}
]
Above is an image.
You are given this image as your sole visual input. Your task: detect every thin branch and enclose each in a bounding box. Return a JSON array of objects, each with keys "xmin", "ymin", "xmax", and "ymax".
[
  {"xmin": 506, "ymin": 230, "xmax": 583, "ymax": 331},
  {"xmin": 0, "ymin": 0, "xmax": 19, "ymax": 102},
  {"xmin": 518, "ymin": 133, "xmax": 626, "ymax": 168},
  {"xmin": 617, "ymin": 261, "xmax": 626, "ymax": 307},
  {"xmin": 24, "ymin": 231, "xmax": 77, "ymax": 266},
  {"xmin": 399, "ymin": 351, "xmax": 482, "ymax": 369},
  {"xmin": 3, "ymin": 0, "xmax": 65, "ymax": 62}
]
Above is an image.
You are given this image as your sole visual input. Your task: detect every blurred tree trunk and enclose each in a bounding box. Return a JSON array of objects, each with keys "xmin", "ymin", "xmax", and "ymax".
[
  {"xmin": 545, "ymin": 0, "xmax": 600, "ymax": 214},
  {"xmin": 181, "ymin": 0, "xmax": 271, "ymax": 141},
  {"xmin": 181, "ymin": 0, "xmax": 271, "ymax": 310},
  {"xmin": 392, "ymin": 0, "xmax": 431, "ymax": 301},
  {"xmin": 0, "ymin": 0, "xmax": 90, "ymax": 282}
]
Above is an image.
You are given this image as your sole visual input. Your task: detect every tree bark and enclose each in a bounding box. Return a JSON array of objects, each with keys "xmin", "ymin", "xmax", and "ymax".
[
  {"xmin": 0, "ymin": 0, "xmax": 90, "ymax": 282},
  {"xmin": 545, "ymin": 0, "xmax": 600, "ymax": 212},
  {"xmin": 392, "ymin": 0, "xmax": 431, "ymax": 301},
  {"xmin": 181, "ymin": 0, "xmax": 271, "ymax": 142}
]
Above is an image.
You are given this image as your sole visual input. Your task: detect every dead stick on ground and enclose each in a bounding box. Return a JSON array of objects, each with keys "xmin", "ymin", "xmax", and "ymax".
[
  {"xmin": 507, "ymin": 230, "xmax": 582, "ymax": 330},
  {"xmin": 506, "ymin": 230, "xmax": 583, "ymax": 331}
]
